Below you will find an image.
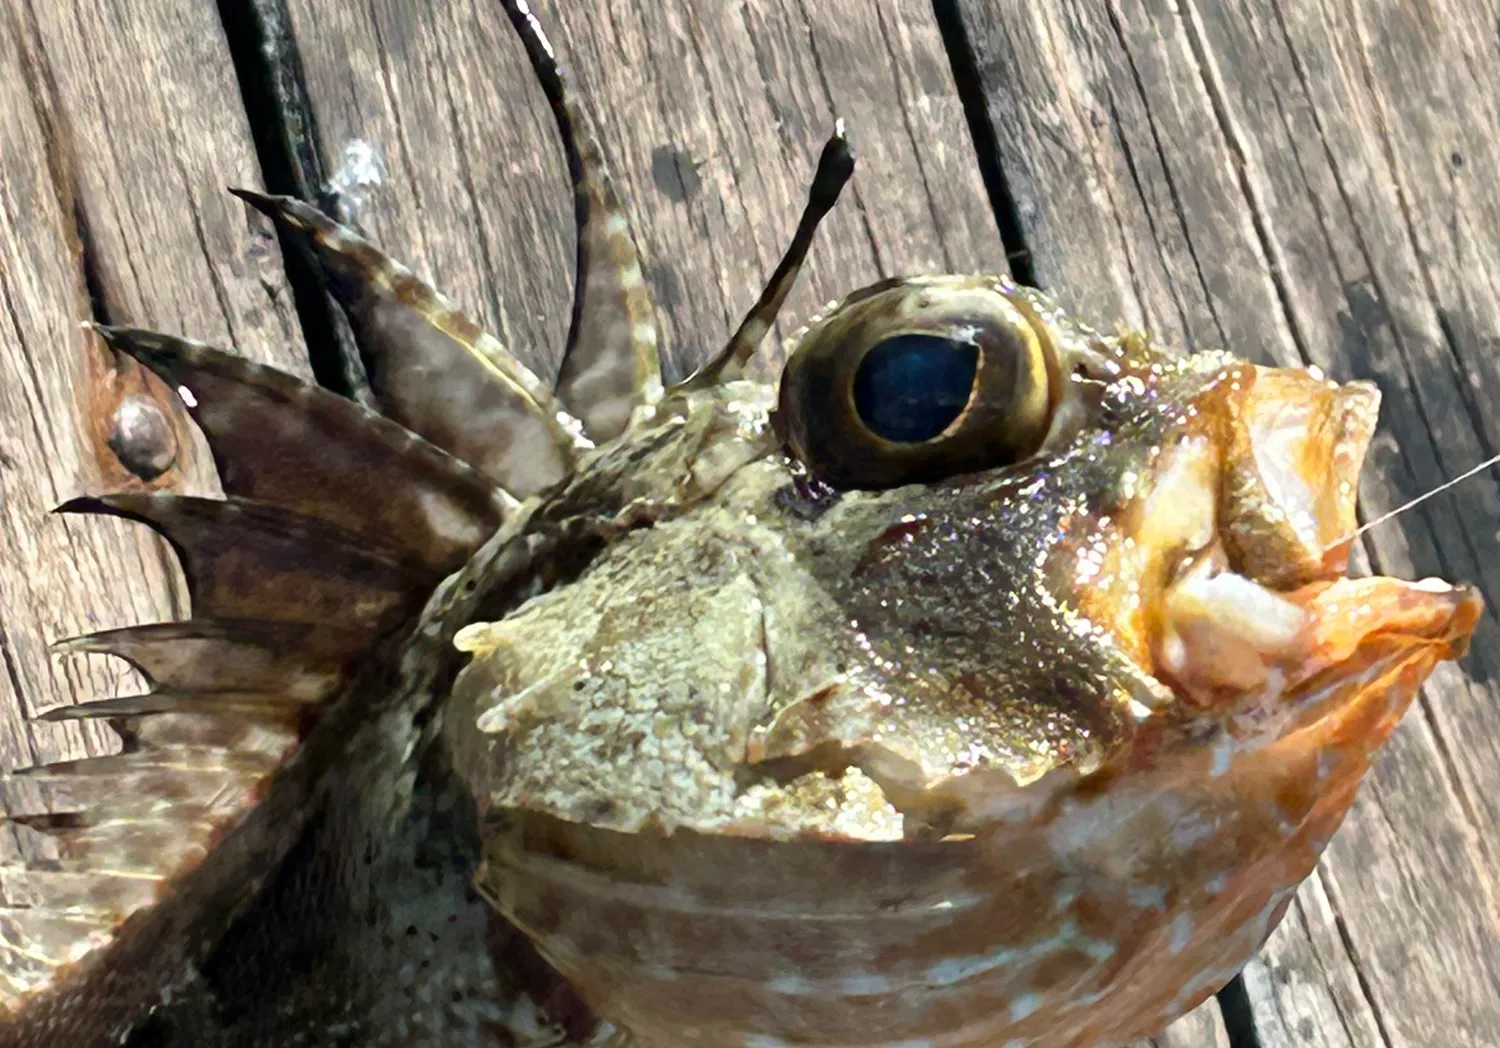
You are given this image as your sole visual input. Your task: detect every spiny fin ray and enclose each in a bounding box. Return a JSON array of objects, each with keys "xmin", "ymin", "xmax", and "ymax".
[
  {"xmin": 94, "ymin": 325, "xmax": 509, "ymax": 574},
  {"xmin": 51, "ymin": 620, "xmax": 359, "ymax": 702},
  {"xmin": 2, "ymin": 696, "xmax": 306, "ymax": 1015},
  {"xmin": 56, "ymin": 494, "xmax": 434, "ymax": 630},
  {"xmin": 689, "ymin": 124, "xmax": 855, "ymax": 387},
  {"xmin": 230, "ymin": 188, "xmax": 586, "ymax": 495},
  {"xmin": 502, "ymin": 0, "xmax": 662, "ymax": 441},
  {"xmin": 36, "ymin": 692, "xmax": 320, "ymax": 721},
  {"xmin": 3, "ymin": 324, "xmax": 481, "ymax": 1021}
]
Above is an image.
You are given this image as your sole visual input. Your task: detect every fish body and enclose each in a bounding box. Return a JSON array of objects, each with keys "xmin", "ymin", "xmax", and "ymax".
[{"xmin": 0, "ymin": 5, "xmax": 1479, "ymax": 1047}]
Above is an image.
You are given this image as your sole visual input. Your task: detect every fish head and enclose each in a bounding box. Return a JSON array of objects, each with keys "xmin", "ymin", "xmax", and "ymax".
[{"xmin": 447, "ymin": 272, "xmax": 1480, "ymax": 1047}]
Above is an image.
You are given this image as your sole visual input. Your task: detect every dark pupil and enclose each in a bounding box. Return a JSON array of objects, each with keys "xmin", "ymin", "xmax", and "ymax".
[{"xmin": 851, "ymin": 334, "xmax": 979, "ymax": 443}]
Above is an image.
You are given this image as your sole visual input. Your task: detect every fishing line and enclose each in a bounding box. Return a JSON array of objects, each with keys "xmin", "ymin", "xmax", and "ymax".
[{"xmin": 1332, "ymin": 448, "xmax": 1500, "ymax": 550}]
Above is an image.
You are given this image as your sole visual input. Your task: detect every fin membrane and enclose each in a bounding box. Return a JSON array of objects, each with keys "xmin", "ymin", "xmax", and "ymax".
[
  {"xmin": 49, "ymin": 620, "xmax": 358, "ymax": 705},
  {"xmin": 1, "ymin": 707, "xmax": 295, "ymax": 1010},
  {"xmin": 57, "ymin": 494, "xmax": 435, "ymax": 630},
  {"xmin": 232, "ymin": 188, "xmax": 586, "ymax": 495}
]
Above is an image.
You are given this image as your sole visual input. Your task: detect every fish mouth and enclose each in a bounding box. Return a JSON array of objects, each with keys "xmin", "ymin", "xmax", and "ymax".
[
  {"xmin": 1157, "ymin": 568, "xmax": 1480, "ymax": 715},
  {"xmin": 1145, "ymin": 366, "xmax": 1482, "ymax": 708}
]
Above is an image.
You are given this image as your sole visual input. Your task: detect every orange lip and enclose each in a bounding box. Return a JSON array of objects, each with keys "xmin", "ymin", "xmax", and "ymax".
[{"xmin": 1274, "ymin": 575, "xmax": 1482, "ymax": 733}]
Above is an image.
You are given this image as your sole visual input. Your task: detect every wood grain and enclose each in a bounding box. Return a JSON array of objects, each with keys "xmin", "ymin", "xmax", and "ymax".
[
  {"xmin": 278, "ymin": 0, "xmax": 1007, "ymax": 383},
  {"xmin": 953, "ymin": 0, "xmax": 1500, "ymax": 1044},
  {"xmin": 1146, "ymin": 999, "xmax": 1232, "ymax": 1048},
  {"xmin": 0, "ymin": 0, "xmax": 310, "ymax": 788}
]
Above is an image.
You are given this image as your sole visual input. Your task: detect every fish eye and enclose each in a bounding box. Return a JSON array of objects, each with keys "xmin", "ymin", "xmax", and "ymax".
[
  {"xmin": 777, "ymin": 278, "xmax": 1061, "ymax": 490},
  {"xmin": 851, "ymin": 334, "xmax": 979, "ymax": 444}
]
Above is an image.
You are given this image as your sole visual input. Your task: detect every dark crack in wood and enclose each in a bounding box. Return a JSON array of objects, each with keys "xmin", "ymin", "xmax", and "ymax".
[
  {"xmin": 932, "ymin": 0, "xmax": 1035, "ymax": 286},
  {"xmin": 1215, "ymin": 971, "xmax": 1265, "ymax": 1048},
  {"xmin": 214, "ymin": 0, "xmax": 373, "ymax": 404}
]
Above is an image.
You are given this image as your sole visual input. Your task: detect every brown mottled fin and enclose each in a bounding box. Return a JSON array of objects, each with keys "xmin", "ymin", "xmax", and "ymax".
[
  {"xmin": 0, "ymin": 335, "xmax": 503, "ymax": 1032},
  {"xmin": 11, "ymin": 713, "xmax": 294, "ymax": 868},
  {"xmin": 1, "ymin": 706, "xmax": 298, "ymax": 1017},
  {"xmin": 94, "ymin": 325, "xmax": 510, "ymax": 574},
  {"xmin": 231, "ymin": 188, "xmax": 587, "ymax": 496},
  {"xmin": 47, "ymin": 620, "xmax": 361, "ymax": 707},
  {"xmin": 501, "ymin": 0, "xmax": 662, "ymax": 442},
  {"xmin": 35, "ymin": 691, "xmax": 313, "ymax": 720}
]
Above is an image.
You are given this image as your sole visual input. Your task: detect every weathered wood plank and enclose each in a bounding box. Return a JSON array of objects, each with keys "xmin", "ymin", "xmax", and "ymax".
[
  {"xmin": 278, "ymin": 0, "xmax": 1007, "ymax": 382},
  {"xmin": 18, "ymin": 0, "xmax": 309, "ymax": 358},
  {"xmin": 0, "ymin": 0, "xmax": 310, "ymax": 785},
  {"xmin": 954, "ymin": 0, "xmax": 1500, "ymax": 1045},
  {"xmin": 1240, "ymin": 877, "xmax": 1383, "ymax": 1048},
  {"xmin": 1148, "ymin": 999, "xmax": 1232, "ymax": 1048}
]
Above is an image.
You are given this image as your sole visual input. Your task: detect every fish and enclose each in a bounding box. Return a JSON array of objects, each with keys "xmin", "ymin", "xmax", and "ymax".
[{"xmin": 0, "ymin": 2, "xmax": 1481, "ymax": 1046}]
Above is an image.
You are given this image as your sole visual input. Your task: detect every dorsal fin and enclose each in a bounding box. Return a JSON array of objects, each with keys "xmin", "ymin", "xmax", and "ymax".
[
  {"xmin": 501, "ymin": 0, "xmax": 663, "ymax": 441},
  {"xmin": 0, "ymin": 332, "xmax": 507, "ymax": 1032},
  {"xmin": 230, "ymin": 188, "xmax": 587, "ymax": 497},
  {"xmin": 50, "ymin": 620, "xmax": 359, "ymax": 703},
  {"xmin": 94, "ymin": 325, "xmax": 510, "ymax": 574},
  {"xmin": 35, "ymin": 691, "xmax": 317, "ymax": 720}
]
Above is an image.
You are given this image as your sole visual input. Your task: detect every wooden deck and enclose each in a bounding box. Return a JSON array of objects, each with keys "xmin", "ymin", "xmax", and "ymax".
[{"xmin": 1, "ymin": 0, "xmax": 1496, "ymax": 1044}]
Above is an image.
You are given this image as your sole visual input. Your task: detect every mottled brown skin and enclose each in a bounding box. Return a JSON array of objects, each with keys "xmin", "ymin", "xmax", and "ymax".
[{"xmin": 8, "ymin": 276, "xmax": 1469, "ymax": 1048}]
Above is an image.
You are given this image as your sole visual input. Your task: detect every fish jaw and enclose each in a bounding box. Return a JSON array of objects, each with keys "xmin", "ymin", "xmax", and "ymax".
[
  {"xmin": 478, "ymin": 576, "xmax": 1476, "ymax": 1048},
  {"xmin": 1221, "ymin": 365, "xmax": 1381, "ymax": 588},
  {"xmin": 975, "ymin": 574, "xmax": 1482, "ymax": 1046},
  {"xmin": 1112, "ymin": 360, "xmax": 1478, "ymax": 689}
]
